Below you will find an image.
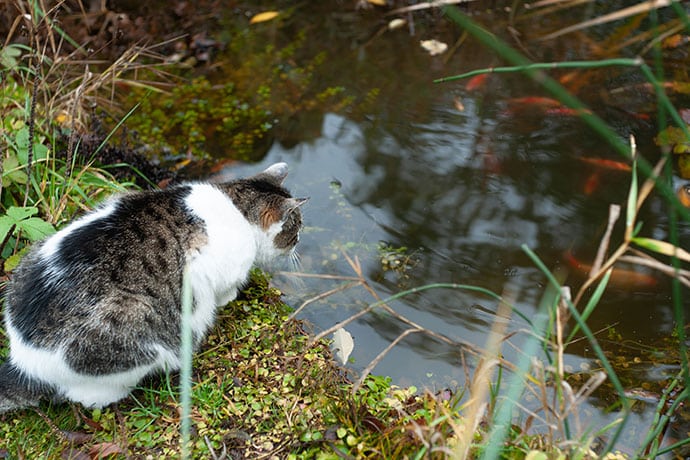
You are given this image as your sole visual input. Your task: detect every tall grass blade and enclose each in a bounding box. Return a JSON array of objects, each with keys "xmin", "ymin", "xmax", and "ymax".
[
  {"xmin": 565, "ymin": 268, "xmax": 611, "ymax": 344},
  {"xmin": 180, "ymin": 268, "xmax": 194, "ymax": 459},
  {"xmin": 479, "ymin": 281, "xmax": 550, "ymax": 460},
  {"xmin": 625, "ymin": 137, "xmax": 638, "ymax": 238}
]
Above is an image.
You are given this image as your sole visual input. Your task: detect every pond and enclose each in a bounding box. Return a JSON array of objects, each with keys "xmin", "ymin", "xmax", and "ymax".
[{"xmin": 206, "ymin": 3, "xmax": 687, "ymax": 455}]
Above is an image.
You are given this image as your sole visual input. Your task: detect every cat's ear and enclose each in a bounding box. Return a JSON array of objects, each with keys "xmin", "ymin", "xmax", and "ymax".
[
  {"xmin": 257, "ymin": 162, "xmax": 289, "ymax": 186},
  {"xmin": 285, "ymin": 197, "xmax": 308, "ymax": 215}
]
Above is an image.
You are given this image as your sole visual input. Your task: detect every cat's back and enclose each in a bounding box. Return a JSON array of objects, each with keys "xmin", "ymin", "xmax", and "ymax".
[{"xmin": 5, "ymin": 185, "xmax": 214, "ymax": 335}]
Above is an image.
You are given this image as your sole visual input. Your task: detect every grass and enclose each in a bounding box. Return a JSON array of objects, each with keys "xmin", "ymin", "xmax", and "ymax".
[{"xmin": 0, "ymin": 271, "xmax": 484, "ymax": 459}]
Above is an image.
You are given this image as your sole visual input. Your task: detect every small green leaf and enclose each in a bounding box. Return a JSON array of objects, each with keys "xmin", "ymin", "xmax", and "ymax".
[
  {"xmin": 655, "ymin": 126, "xmax": 690, "ymax": 153},
  {"xmin": 525, "ymin": 451, "xmax": 548, "ymax": 460},
  {"xmin": 17, "ymin": 217, "xmax": 55, "ymax": 241},
  {"xmin": 3, "ymin": 155, "xmax": 28, "ymax": 185},
  {"xmin": 0, "ymin": 207, "xmax": 54, "ymax": 244},
  {"xmin": 3, "ymin": 246, "xmax": 29, "ymax": 272},
  {"xmin": 6, "ymin": 206, "xmax": 38, "ymax": 221}
]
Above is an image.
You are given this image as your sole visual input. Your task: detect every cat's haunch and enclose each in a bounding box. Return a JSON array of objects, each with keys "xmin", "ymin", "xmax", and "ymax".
[{"xmin": 0, "ymin": 162, "xmax": 306, "ymax": 413}]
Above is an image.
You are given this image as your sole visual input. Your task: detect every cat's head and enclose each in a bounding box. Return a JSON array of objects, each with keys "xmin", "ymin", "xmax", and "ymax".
[{"xmin": 226, "ymin": 163, "xmax": 307, "ymax": 265}]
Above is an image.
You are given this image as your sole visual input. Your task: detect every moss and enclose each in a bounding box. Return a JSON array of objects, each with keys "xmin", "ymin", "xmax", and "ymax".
[{"xmin": 123, "ymin": 32, "xmax": 356, "ymax": 162}]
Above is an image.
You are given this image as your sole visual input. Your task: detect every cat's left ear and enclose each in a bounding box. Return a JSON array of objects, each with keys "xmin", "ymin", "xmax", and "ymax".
[{"xmin": 258, "ymin": 162, "xmax": 289, "ymax": 186}]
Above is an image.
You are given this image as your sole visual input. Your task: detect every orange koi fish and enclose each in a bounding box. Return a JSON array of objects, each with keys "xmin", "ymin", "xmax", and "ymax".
[
  {"xmin": 578, "ymin": 157, "xmax": 632, "ymax": 172},
  {"xmin": 465, "ymin": 74, "xmax": 490, "ymax": 91},
  {"xmin": 583, "ymin": 172, "xmax": 600, "ymax": 195},
  {"xmin": 507, "ymin": 96, "xmax": 562, "ymax": 108},
  {"xmin": 544, "ymin": 107, "xmax": 592, "ymax": 116},
  {"xmin": 564, "ymin": 251, "xmax": 658, "ymax": 290},
  {"xmin": 677, "ymin": 184, "xmax": 690, "ymax": 207}
]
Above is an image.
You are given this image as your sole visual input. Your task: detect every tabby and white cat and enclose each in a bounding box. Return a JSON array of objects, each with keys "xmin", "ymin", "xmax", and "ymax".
[{"xmin": 0, "ymin": 162, "xmax": 305, "ymax": 413}]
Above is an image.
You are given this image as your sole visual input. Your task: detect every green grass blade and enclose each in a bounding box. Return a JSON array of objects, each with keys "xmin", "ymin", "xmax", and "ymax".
[
  {"xmin": 180, "ymin": 268, "xmax": 194, "ymax": 459},
  {"xmin": 565, "ymin": 268, "xmax": 611, "ymax": 344}
]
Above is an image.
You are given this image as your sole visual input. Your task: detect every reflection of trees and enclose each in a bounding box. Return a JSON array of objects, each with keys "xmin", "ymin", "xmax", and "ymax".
[{"xmin": 339, "ymin": 93, "xmax": 674, "ymax": 349}]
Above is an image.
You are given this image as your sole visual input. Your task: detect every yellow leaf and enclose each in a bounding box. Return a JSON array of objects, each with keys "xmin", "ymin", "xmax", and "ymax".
[
  {"xmin": 249, "ymin": 11, "xmax": 279, "ymax": 24},
  {"xmin": 367, "ymin": 0, "xmax": 387, "ymax": 5},
  {"xmin": 54, "ymin": 110, "xmax": 72, "ymax": 127}
]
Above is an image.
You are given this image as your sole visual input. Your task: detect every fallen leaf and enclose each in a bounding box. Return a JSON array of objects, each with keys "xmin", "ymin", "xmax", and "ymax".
[
  {"xmin": 249, "ymin": 11, "xmax": 279, "ymax": 24},
  {"xmin": 331, "ymin": 328, "xmax": 354, "ymax": 365},
  {"xmin": 60, "ymin": 430, "xmax": 92, "ymax": 445},
  {"xmin": 89, "ymin": 442, "xmax": 124, "ymax": 458},
  {"xmin": 61, "ymin": 448, "xmax": 90, "ymax": 460},
  {"xmin": 453, "ymin": 96, "xmax": 464, "ymax": 112},
  {"xmin": 388, "ymin": 18, "xmax": 406, "ymax": 30},
  {"xmin": 662, "ymin": 34, "xmax": 690, "ymax": 49},
  {"xmin": 420, "ymin": 39, "xmax": 447, "ymax": 56},
  {"xmin": 367, "ymin": 0, "xmax": 387, "ymax": 5}
]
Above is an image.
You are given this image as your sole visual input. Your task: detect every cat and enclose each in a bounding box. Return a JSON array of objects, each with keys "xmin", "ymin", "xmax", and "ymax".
[{"xmin": 0, "ymin": 162, "xmax": 306, "ymax": 413}]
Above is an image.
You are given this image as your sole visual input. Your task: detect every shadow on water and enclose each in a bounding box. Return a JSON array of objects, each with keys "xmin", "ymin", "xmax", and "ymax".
[{"xmin": 212, "ymin": 2, "xmax": 688, "ymax": 453}]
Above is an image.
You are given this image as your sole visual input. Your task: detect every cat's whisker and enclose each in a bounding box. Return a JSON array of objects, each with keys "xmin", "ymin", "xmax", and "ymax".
[{"xmin": 289, "ymin": 250, "xmax": 303, "ymax": 272}]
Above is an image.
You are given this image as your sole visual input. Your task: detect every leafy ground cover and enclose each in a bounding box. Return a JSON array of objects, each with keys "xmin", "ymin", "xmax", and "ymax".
[{"xmin": 0, "ymin": 271, "xmax": 469, "ymax": 459}]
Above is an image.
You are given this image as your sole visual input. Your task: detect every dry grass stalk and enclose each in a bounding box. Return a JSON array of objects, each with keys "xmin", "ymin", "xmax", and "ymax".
[
  {"xmin": 539, "ymin": 0, "xmax": 674, "ymax": 41},
  {"xmin": 281, "ymin": 246, "xmax": 483, "ymax": 392},
  {"xmin": 454, "ymin": 291, "xmax": 514, "ymax": 459}
]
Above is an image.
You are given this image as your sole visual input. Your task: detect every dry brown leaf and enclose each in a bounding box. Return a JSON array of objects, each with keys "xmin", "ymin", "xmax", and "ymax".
[{"xmin": 89, "ymin": 442, "xmax": 124, "ymax": 459}]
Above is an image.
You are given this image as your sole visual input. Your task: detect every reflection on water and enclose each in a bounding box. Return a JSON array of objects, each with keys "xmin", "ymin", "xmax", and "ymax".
[{"xmin": 214, "ymin": 5, "xmax": 688, "ymax": 454}]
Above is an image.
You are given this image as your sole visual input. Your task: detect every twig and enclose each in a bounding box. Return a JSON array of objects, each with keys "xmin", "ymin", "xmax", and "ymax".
[
  {"xmin": 287, "ymin": 281, "xmax": 361, "ymax": 320},
  {"xmin": 619, "ymin": 253, "xmax": 690, "ymax": 288},
  {"xmin": 23, "ymin": 14, "xmax": 40, "ymax": 208},
  {"xmin": 539, "ymin": 0, "xmax": 673, "ymax": 41},
  {"xmin": 590, "ymin": 204, "xmax": 620, "ymax": 278},
  {"xmin": 351, "ymin": 328, "xmax": 422, "ymax": 393},
  {"xmin": 385, "ymin": 0, "xmax": 477, "ymax": 16}
]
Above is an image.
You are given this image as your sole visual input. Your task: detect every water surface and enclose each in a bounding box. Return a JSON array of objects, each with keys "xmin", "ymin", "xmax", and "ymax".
[{"xmin": 214, "ymin": 4, "xmax": 686, "ymax": 454}]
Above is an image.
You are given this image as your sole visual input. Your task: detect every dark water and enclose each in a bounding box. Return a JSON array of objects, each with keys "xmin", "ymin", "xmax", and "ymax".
[{"xmin": 212, "ymin": 4, "xmax": 688, "ymax": 454}]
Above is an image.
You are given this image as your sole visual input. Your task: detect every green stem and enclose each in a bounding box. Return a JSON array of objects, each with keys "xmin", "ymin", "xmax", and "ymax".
[
  {"xmin": 180, "ymin": 269, "xmax": 194, "ymax": 459},
  {"xmin": 434, "ymin": 58, "xmax": 642, "ymax": 84}
]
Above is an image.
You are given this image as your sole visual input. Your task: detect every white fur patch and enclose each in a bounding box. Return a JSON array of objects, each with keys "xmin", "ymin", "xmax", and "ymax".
[
  {"xmin": 5, "ymin": 316, "xmax": 180, "ymax": 408},
  {"xmin": 39, "ymin": 199, "xmax": 118, "ymax": 261},
  {"xmin": 184, "ymin": 184, "xmax": 257, "ymax": 338}
]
